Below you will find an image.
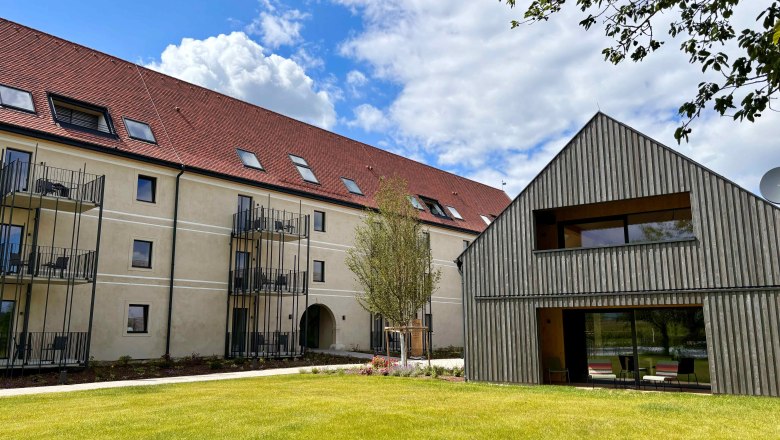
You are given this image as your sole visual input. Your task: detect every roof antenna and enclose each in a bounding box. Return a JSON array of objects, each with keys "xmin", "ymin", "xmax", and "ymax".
[
  {"xmin": 501, "ymin": 180, "xmax": 507, "ymax": 192},
  {"xmin": 597, "ymin": 101, "xmax": 601, "ymax": 111}
]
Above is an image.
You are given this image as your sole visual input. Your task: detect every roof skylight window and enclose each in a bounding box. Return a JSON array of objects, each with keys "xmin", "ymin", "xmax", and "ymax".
[
  {"xmin": 480, "ymin": 215, "xmax": 492, "ymax": 225},
  {"xmin": 446, "ymin": 206, "xmax": 463, "ymax": 220},
  {"xmin": 0, "ymin": 84, "xmax": 35, "ymax": 113},
  {"xmin": 50, "ymin": 95, "xmax": 113, "ymax": 134},
  {"xmin": 289, "ymin": 154, "xmax": 319, "ymax": 184},
  {"xmin": 341, "ymin": 177, "xmax": 363, "ymax": 195},
  {"xmin": 408, "ymin": 196, "xmax": 425, "ymax": 210},
  {"xmin": 237, "ymin": 149, "xmax": 263, "ymax": 170},
  {"xmin": 124, "ymin": 118, "xmax": 157, "ymax": 143},
  {"xmin": 420, "ymin": 196, "xmax": 448, "ymax": 218}
]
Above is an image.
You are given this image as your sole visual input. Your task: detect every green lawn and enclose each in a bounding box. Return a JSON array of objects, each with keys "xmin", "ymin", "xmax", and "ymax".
[{"xmin": 1, "ymin": 375, "xmax": 778, "ymax": 439}]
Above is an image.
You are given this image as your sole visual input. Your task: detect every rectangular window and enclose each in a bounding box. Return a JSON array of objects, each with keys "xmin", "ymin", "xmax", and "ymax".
[
  {"xmin": 313, "ymin": 260, "xmax": 324, "ymax": 282},
  {"xmin": 313, "ymin": 210, "xmax": 325, "ymax": 232},
  {"xmin": 534, "ymin": 192, "xmax": 695, "ymax": 251},
  {"xmin": 289, "ymin": 154, "xmax": 319, "ymax": 184},
  {"xmin": 463, "ymin": 240, "xmax": 470, "ymax": 250},
  {"xmin": 446, "ymin": 206, "xmax": 463, "ymax": 220},
  {"xmin": 136, "ymin": 175, "xmax": 156, "ymax": 203},
  {"xmin": 420, "ymin": 196, "xmax": 448, "ymax": 218},
  {"xmin": 237, "ymin": 149, "xmax": 263, "ymax": 170},
  {"xmin": 127, "ymin": 304, "xmax": 149, "ymax": 333},
  {"xmin": 422, "ymin": 231, "xmax": 430, "ymax": 248},
  {"xmin": 341, "ymin": 177, "xmax": 363, "ymax": 195},
  {"xmin": 0, "ymin": 300, "xmax": 15, "ymax": 358},
  {"xmin": 124, "ymin": 118, "xmax": 156, "ymax": 143},
  {"xmin": 0, "ymin": 84, "xmax": 35, "ymax": 113},
  {"xmin": 50, "ymin": 95, "xmax": 113, "ymax": 134},
  {"xmin": 132, "ymin": 240, "xmax": 153, "ymax": 268}
]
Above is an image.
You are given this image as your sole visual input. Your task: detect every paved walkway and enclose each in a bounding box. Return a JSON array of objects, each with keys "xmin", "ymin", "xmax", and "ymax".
[{"xmin": 0, "ymin": 356, "xmax": 464, "ymax": 398}]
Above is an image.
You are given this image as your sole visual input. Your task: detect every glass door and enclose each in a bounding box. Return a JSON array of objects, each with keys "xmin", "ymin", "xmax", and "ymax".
[
  {"xmin": 0, "ymin": 301, "xmax": 15, "ymax": 359},
  {"xmin": 584, "ymin": 311, "xmax": 633, "ymax": 379},
  {"xmin": 0, "ymin": 224, "xmax": 24, "ymax": 274},
  {"xmin": 231, "ymin": 308, "xmax": 248, "ymax": 354},
  {"xmin": 4, "ymin": 149, "xmax": 31, "ymax": 192}
]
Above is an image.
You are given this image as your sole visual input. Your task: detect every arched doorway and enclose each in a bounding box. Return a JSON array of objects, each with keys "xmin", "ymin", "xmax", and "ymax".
[{"xmin": 299, "ymin": 304, "xmax": 336, "ymax": 349}]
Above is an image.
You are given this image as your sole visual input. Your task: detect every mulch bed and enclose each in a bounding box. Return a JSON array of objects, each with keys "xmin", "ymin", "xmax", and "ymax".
[{"xmin": 1, "ymin": 353, "xmax": 366, "ymax": 389}]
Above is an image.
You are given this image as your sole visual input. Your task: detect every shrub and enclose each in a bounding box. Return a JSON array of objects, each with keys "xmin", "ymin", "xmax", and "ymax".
[
  {"xmin": 155, "ymin": 354, "xmax": 174, "ymax": 369},
  {"xmin": 233, "ymin": 357, "xmax": 248, "ymax": 366},
  {"xmin": 208, "ymin": 357, "xmax": 223, "ymax": 370},
  {"xmin": 187, "ymin": 352, "xmax": 204, "ymax": 365},
  {"xmin": 311, "ymin": 367, "xmax": 320, "ymax": 374},
  {"xmin": 452, "ymin": 366, "xmax": 464, "ymax": 377},
  {"xmin": 116, "ymin": 355, "xmax": 132, "ymax": 366}
]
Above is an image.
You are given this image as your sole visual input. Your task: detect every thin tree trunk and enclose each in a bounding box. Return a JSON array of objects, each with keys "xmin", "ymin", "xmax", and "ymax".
[{"xmin": 399, "ymin": 331, "xmax": 407, "ymax": 367}]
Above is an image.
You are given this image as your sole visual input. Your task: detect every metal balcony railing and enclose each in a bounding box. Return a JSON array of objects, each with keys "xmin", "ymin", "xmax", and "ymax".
[
  {"xmin": 226, "ymin": 331, "xmax": 301, "ymax": 358},
  {"xmin": 230, "ymin": 268, "xmax": 306, "ymax": 295},
  {"xmin": 0, "ymin": 160, "xmax": 104, "ymax": 206},
  {"xmin": 2, "ymin": 331, "xmax": 89, "ymax": 367},
  {"xmin": 232, "ymin": 206, "xmax": 308, "ymax": 238},
  {"xmin": 0, "ymin": 244, "xmax": 97, "ymax": 282}
]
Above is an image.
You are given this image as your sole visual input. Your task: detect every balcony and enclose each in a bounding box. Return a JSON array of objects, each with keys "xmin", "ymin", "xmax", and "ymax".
[
  {"xmin": 0, "ymin": 244, "xmax": 97, "ymax": 285},
  {"xmin": 226, "ymin": 331, "xmax": 301, "ymax": 358},
  {"xmin": 1, "ymin": 331, "xmax": 88, "ymax": 368},
  {"xmin": 1, "ymin": 161, "xmax": 104, "ymax": 212},
  {"xmin": 230, "ymin": 268, "xmax": 306, "ymax": 295},
  {"xmin": 232, "ymin": 207, "xmax": 308, "ymax": 242}
]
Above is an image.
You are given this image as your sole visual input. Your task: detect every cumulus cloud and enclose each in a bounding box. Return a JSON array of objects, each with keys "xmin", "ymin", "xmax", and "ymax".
[
  {"xmin": 247, "ymin": 8, "xmax": 308, "ymax": 49},
  {"xmin": 146, "ymin": 31, "xmax": 336, "ymax": 129},
  {"xmin": 336, "ymin": 1, "xmax": 780, "ymax": 196},
  {"xmin": 346, "ymin": 104, "xmax": 391, "ymax": 132}
]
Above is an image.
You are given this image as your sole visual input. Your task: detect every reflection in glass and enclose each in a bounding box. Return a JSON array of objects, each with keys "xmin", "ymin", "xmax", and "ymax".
[
  {"xmin": 628, "ymin": 208, "xmax": 694, "ymax": 243},
  {"xmin": 563, "ymin": 219, "xmax": 625, "ymax": 248}
]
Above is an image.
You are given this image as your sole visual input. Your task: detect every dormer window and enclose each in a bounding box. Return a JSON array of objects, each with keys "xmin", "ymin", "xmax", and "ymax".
[
  {"xmin": 419, "ymin": 196, "xmax": 448, "ymax": 218},
  {"xmin": 341, "ymin": 177, "xmax": 363, "ymax": 195},
  {"xmin": 408, "ymin": 196, "xmax": 425, "ymax": 210},
  {"xmin": 50, "ymin": 95, "xmax": 113, "ymax": 135},
  {"xmin": 237, "ymin": 149, "xmax": 263, "ymax": 170},
  {"xmin": 446, "ymin": 206, "xmax": 463, "ymax": 220},
  {"xmin": 0, "ymin": 84, "xmax": 35, "ymax": 113},
  {"xmin": 289, "ymin": 154, "xmax": 319, "ymax": 184},
  {"xmin": 124, "ymin": 118, "xmax": 157, "ymax": 143},
  {"xmin": 480, "ymin": 215, "xmax": 492, "ymax": 225}
]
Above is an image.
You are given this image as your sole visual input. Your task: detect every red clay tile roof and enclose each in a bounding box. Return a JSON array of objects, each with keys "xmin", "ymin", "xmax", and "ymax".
[{"xmin": 0, "ymin": 19, "xmax": 509, "ymax": 233}]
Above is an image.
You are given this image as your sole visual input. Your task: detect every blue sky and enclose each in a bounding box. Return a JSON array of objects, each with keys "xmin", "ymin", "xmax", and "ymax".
[{"xmin": 3, "ymin": 1, "xmax": 778, "ymax": 196}]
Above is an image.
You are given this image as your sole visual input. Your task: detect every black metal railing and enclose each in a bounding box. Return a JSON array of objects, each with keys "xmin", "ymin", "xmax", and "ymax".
[
  {"xmin": 3, "ymin": 332, "xmax": 89, "ymax": 367},
  {"xmin": 0, "ymin": 160, "xmax": 104, "ymax": 206},
  {"xmin": 232, "ymin": 206, "xmax": 308, "ymax": 238},
  {"xmin": 0, "ymin": 244, "xmax": 97, "ymax": 281},
  {"xmin": 226, "ymin": 331, "xmax": 301, "ymax": 358},
  {"xmin": 230, "ymin": 268, "xmax": 306, "ymax": 295}
]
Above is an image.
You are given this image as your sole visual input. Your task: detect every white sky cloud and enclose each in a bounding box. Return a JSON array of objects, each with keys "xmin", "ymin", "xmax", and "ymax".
[
  {"xmin": 146, "ymin": 31, "xmax": 336, "ymax": 129},
  {"xmin": 346, "ymin": 103, "xmax": 391, "ymax": 132},
  {"xmin": 247, "ymin": 8, "xmax": 308, "ymax": 49},
  {"xmin": 336, "ymin": 1, "xmax": 780, "ymax": 197}
]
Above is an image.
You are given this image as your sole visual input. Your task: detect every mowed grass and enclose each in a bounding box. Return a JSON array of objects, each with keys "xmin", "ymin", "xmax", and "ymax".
[{"xmin": 1, "ymin": 375, "xmax": 778, "ymax": 439}]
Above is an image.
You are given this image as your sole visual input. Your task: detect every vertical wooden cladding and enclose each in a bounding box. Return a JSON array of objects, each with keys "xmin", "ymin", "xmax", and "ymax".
[{"xmin": 461, "ymin": 113, "xmax": 780, "ymax": 396}]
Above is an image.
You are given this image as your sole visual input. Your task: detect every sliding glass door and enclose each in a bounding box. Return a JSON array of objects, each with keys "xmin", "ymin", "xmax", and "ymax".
[{"xmin": 0, "ymin": 301, "xmax": 15, "ymax": 359}]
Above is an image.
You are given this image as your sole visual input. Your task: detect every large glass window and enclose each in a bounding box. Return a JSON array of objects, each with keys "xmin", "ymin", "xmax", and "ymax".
[
  {"xmin": 535, "ymin": 193, "xmax": 695, "ymax": 250},
  {"xmin": 127, "ymin": 304, "xmax": 149, "ymax": 333},
  {"xmin": 0, "ymin": 84, "xmax": 35, "ymax": 113},
  {"xmin": 132, "ymin": 240, "xmax": 152, "ymax": 268}
]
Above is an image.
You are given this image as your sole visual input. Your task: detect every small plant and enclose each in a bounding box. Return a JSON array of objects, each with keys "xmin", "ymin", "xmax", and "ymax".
[
  {"xmin": 452, "ymin": 366, "xmax": 464, "ymax": 377},
  {"xmin": 233, "ymin": 357, "xmax": 248, "ymax": 366},
  {"xmin": 155, "ymin": 353, "xmax": 174, "ymax": 369},
  {"xmin": 116, "ymin": 355, "xmax": 132, "ymax": 366},
  {"xmin": 187, "ymin": 352, "xmax": 204, "ymax": 365},
  {"xmin": 208, "ymin": 357, "xmax": 223, "ymax": 370},
  {"xmin": 311, "ymin": 367, "xmax": 320, "ymax": 374}
]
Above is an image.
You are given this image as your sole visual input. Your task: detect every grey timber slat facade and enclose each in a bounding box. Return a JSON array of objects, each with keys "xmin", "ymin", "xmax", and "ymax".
[{"xmin": 460, "ymin": 113, "xmax": 780, "ymax": 396}]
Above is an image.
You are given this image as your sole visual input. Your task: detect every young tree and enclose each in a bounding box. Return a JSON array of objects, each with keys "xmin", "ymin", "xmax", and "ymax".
[
  {"xmin": 503, "ymin": 0, "xmax": 780, "ymax": 142},
  {"xmin": 345, "ymin": 176, "xmax": 441, "ymax": 366}
]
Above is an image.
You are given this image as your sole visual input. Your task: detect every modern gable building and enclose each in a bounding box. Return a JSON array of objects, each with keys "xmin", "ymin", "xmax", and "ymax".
[
  {"xmin": 459, "ymin": 113, "xmax": 780, "ymax": 397},
  {"xmin": 0, "ymin": 19, "xmax": 510, "ymax": 367}
]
